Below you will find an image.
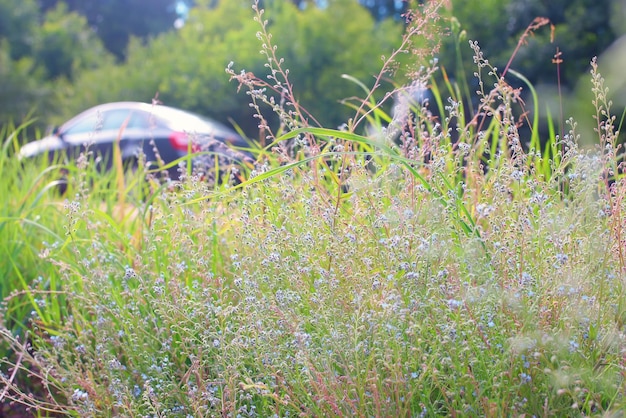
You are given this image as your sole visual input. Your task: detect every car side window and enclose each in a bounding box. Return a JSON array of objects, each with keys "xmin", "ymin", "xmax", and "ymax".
[
  {"xmin": 64, "ymin": 109, "xmax": 149, "ymax": 136},
  {"xmin": 64, "ymin": 113, "xmax": 101, "ymax": 135}
]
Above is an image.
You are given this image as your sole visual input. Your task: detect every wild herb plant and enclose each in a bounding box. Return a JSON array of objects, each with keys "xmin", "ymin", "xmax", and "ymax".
[{"xmin": 1, "ymin": 0, "xmax": 626, "ymax": 416}]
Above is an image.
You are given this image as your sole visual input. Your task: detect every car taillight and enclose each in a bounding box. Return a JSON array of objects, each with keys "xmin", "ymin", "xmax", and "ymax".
[{"xmin": 169, "ymin": 131, "xmax": 201, "ymax": 153}]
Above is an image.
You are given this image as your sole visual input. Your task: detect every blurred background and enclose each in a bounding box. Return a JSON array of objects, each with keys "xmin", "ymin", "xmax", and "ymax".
[{"xmin": 2, "ymin": 0, "xmax": 625, "ymax": 143}]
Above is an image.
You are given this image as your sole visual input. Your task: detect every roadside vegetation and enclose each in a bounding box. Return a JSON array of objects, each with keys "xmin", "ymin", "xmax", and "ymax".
[{"xmin": 1, "ymin": 0, "xmax": 626, "ymax": 416}]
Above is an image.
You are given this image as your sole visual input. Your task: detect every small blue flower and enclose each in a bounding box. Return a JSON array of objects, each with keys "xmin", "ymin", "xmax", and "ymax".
[{"xmin": 447, "ymin": 299, "xmax": 463, "ymax": 310}]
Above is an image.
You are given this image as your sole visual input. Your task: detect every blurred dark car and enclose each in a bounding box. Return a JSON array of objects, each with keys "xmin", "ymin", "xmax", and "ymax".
[{"xmin": 19, "ymin": 101, "xmax": 254, "ymax": 184}]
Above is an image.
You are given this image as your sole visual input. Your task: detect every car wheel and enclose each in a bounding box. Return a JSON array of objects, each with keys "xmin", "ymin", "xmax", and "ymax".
[{"xmin": 56, "ymin": 168, "xmax": 69, "ymax": 196}]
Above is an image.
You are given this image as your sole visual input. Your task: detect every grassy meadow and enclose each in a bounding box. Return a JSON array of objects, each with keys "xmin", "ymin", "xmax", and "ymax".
[{"xmin": 1, "ymin": 1, "xmax": 626, "ymax": 416}]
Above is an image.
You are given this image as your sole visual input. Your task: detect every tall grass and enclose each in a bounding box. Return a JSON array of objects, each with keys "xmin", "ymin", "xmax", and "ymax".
[
  {"xmin": 0, "ymin": 122, "xmax": 69, "ymax": 341},
  {"xmin": 1, "ymin": 0, "xmax": 626, "ymax": 416}
]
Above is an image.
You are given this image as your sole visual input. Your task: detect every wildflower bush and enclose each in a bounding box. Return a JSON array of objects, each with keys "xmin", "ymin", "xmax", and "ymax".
[{"xmin": 1, "ymin": 0, "xmax": 626, "ymax": 416}]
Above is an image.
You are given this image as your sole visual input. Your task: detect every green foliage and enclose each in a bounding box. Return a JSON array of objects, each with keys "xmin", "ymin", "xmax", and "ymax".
[
  {"xmin": 0, "ymin": 0, "xmax": 47, "ymax": 128},
  {"xmin": 0, "ymin": 43, "xmax": 51, "ymax": 127},
  {"xmin": 41, "ymin": 0, "xmax": 180, "ymax": 60},
  {"xmin": 0, "ymin": 0, "xmax": 39, "ymax": 60},
  {"xmin": 507, "ymin": 0, "xmax": 615, "ymax": 87},
  {"xmin": 148, "ymin": 1, "xmax": 264, "ymax": 130},
  {"xmin": 0, "ymin": 0, "xmax": 113, "ymax": 129},
  {"xmin": 267, "ymin": 0, "xmax": 402, "ymax": 129},
  {"xmin": 33, "ymin": 3, "xmax": 112, "ymax": 81},
  {"xmin": 58, "ymin": 0, "xmax": 403, "ymax": 137},
  {"xmin": 442, "ymin": 0, "xmax": 617, "ymax": 89}
]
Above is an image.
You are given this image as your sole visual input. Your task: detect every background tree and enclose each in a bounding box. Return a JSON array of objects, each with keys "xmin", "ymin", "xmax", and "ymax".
[
  {"xmin": 357, "ymin": 0, "xmax": 407, "ymax": 20},
  {"xmin": 286, "ymin": 0, "xmax": 407, "ymax": 19},
  {"xmin": 0, "ymin": 42, "xmax": 51, "ymax": 128},
  {"xmin": 33, "ymin": 3, "xmax": 112, "ymax": 81},
  {"xmin": 0, "ymin": 0, "xmax": 113, "ymax": 130},
  {"xmin": 266, "ymin": 0, "xmax": 402, "ymax": 129},
  {"xmin": 38, "ymin": 0, "xmax": 180, "ymax": 60},
  {"xmin": 0, "ymin": 0, "xmax": 49, "ymax": 128},
  {"xmin": 503, "ymin": 0, "xmax": 614, "ymax": 88},
  {"xmin": 440, "ymin": 0, "xmax": 616, "ymax": 90},
  {"xmin": 0, "ymin": 0, "xmax": 39, "ymax": 60},
  {"xmin": 56, "ymin": 0, "xmax": 403, "ymax": 137},
  {"xmin": 3, "ymin": 0, "xmax": 626, "ymax": 146}
]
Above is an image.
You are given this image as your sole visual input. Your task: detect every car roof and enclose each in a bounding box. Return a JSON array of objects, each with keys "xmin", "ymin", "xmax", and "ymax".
[
  {"xmin": 74, "ymin": 101, "xmax": 202, "ymax": 120},
  {"xmin": 61, "ymin": 102, "xmax": 248, "ymax": 146},
  {"xmin": 64, "ymin": 102, "xmax": 229, "ymax": 132}
]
